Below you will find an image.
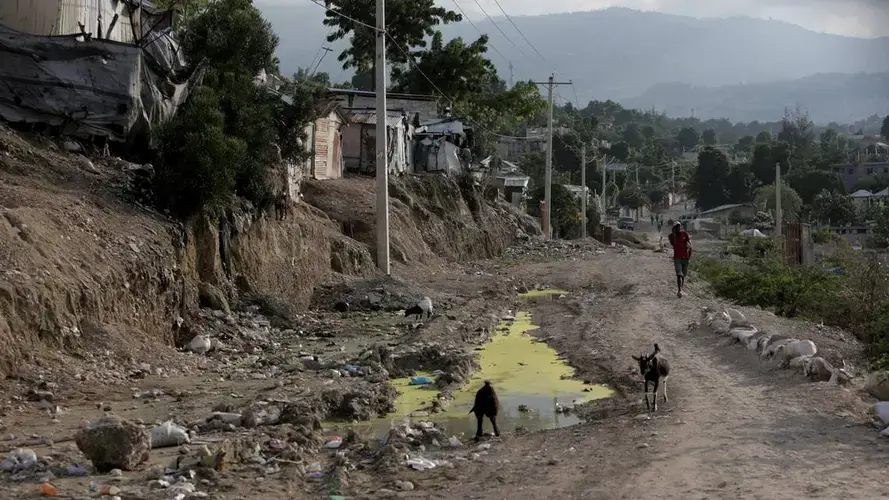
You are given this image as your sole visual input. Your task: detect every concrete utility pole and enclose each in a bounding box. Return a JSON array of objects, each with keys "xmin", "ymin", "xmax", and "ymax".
[
  {"xmin": 581, "ymin": 144, "xmax": 587, "ymax": 235},
  {"xmin": 601, "ymin": 155, "xmax": 607, "ymax": 213},
  {"xmin": 775, "ymin": 162, "xmax": 783, "ymax": 238},
  {"xmin": 531, "ymin": 75, "xmax": 572, "ymax": 239},
  {"xmin": 375, "ymin": 0, "xmax": 390, "ymax": 274}
]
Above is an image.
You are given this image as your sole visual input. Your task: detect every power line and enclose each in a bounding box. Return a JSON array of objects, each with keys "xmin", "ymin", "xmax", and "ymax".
[
  {"xmin": 470, "ymin": 0, "xmax": 531, "ymax": 61},
  {"xmin": 489, "ymin": 0, "xmax": 552, "ymax": 69},
  {"xmin": 450, "ymin": 0, "xmax": 509, "ymax": 63}
]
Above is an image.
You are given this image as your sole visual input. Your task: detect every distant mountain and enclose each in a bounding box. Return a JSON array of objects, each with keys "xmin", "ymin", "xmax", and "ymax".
[
  {"xmin": 623, "ymin": 72, "xmax": 889, "ymax": 124},
  {"xmin": 255, "ymin": 3, "xmax": 889, "ymax": 123}
]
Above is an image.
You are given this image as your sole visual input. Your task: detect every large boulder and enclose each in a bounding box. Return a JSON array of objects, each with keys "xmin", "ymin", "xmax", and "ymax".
[
  {"xmin": 865, "ymin": 371, "xmax": 889, "ymax": 401},
  {"xmin": 75, "ymin": 416, "xmax": 151, "ymax": 472}
]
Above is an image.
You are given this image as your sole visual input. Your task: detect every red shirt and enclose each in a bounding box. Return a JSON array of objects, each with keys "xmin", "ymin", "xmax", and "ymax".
[{"xmin": 670, "ymin": 231, "xmax": 691, "ymax": 259}]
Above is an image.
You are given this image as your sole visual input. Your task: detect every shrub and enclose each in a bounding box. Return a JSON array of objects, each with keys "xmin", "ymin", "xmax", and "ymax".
[{"xmin": 154, "ymin": 88, "xmax": 247, "ymax": 217}]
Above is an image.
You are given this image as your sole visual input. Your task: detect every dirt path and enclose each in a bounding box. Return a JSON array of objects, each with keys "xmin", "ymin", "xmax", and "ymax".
[{"xmin": 416, "ymin": 248, "xmax": 887, "ymax": 500}]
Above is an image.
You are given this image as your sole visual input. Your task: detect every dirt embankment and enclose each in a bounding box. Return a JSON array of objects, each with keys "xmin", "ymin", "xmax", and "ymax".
[{"xmin": 0, "ymin": 125, "xmax": 538, "ymax": 379}]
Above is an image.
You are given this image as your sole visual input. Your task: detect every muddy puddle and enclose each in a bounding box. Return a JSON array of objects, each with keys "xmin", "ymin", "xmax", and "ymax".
[{"xmin": 329, "ymin": 291, "xmax": 612, "ymax": 439}]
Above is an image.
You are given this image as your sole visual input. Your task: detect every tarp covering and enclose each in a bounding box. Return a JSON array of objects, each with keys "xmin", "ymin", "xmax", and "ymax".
[{"xmin": 0, "ymin": 23, "xmax": 198, "ymax": 142}]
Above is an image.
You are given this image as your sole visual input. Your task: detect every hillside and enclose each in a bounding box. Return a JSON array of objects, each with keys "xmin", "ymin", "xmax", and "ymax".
[
  {"xmin": 0, "ymin": 124, "xmax": 537, "ymax": 378},
  {"xmin": 623, "ymin": 72, "xmax": 889, "ymax": 124},
  {"xmin": 258, "ymin": 4, "xmax": 889, "ymax": 122}
]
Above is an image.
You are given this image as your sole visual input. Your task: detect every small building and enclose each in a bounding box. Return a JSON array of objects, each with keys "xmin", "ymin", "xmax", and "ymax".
[
  {"xmin": 487, "ymin": 160, "xmax": 529, "ymax": 207},
  {"xmin": 342, "ymin": 110, "xmax": 413, "ymax": 175},
  {"xmin": 698, "ymin": 203, "xmax": 756, "ymax": 221},
  {"xmin": 849, "ymin": 188, "xmax": 889, "ymax": 210},
  {"xmin": 413, "ymin": 118, "xmax": 471, "ymax": 174},
  {"xmin": 304, "ymin": 101, "xmax": 349, "ymax": 180},
  {"xmin": 829, "ymin": 161, "xmax": 889, "ymax": 191},
  {"xmin": 326, "ymin": 88, "xmax": 439, "ymax": 119},
  {"xmin": 564, "ymin": 184, "xmax": 591, "ymax": 203}
]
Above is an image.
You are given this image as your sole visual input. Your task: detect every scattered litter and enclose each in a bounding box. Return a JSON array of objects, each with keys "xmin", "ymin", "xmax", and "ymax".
[
  {"xmin": 409, "ymin": 376, "xmax": 434, "ymax": 386},
  {"xmin": 0, "ymin": 448, "xmax": 37, "ymax": 472},
  {"xmin": 39, "ymin": 482, "xmax": 57, "ymax": 496},
  {"xmin": 406, "ymin": 456, "xmax": 439, "ymax": 470},
  {"xmin": 150, "ymin": 421, "xmax": 190, "ymax": 448},
  {"xmin": 324, "ymin": 437, "xmax": 343, "ymax": 449}
]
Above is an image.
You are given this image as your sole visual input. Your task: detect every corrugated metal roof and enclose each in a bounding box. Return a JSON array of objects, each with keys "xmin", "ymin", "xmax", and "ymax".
[{"xmin": 347, "ymin": 110, "xmax": 404, "ymax": 127}]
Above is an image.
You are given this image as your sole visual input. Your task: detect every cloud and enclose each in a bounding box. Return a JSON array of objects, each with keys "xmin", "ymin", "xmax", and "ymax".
[{"xmin": 468, "ymin": 0, "xmax": 889, "ymax": 37}]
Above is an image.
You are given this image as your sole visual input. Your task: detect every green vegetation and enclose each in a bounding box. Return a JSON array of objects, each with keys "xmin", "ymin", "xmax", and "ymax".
[
  {"xmin": 153, "ymin": 0, "xmax": 319, "ymax": 218},
  {"xmin": 694, "ymin": 237, "xmax": 889, "ymax": 366}
]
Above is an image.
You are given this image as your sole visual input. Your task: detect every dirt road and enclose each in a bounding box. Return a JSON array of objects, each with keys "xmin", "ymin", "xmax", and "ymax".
[
  {"xmin": 0, "ymin": 237, "xmax": 884, "ymax": 499},
  {"xmin": 413, "ymin": 247, "xmax": 885, "ymax": 500}
]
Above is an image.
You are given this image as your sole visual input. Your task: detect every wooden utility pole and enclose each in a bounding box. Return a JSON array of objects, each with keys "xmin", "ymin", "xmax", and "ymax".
[
  {"xmin": 581, "ymin": 144, "xmax": 587, "ymax": 235},
  {"xmin": 775, "ymin": 162, "xmax": 783, "ymax": 238}
]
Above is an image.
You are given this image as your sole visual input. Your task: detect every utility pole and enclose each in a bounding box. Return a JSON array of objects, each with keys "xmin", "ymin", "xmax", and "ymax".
[
  {"xmin": 775, "ymin": 162, "xmax": 783, "ymax": 238},
  {"xmin": 671, "ymin": 160, "xmax": 676, "ymax": 195},
  {"xmin": 581, "ymin": 144, "xmax": 587, "ymax": 236},
  {"xmin": 509, "ymin": 61, "xmax": 514, "ymax": 87},
  {"xmin": 531, "ymin": 75, "xmax": 572, "ymax": 239},
  {"xmin": 601, "ymin": 154, "xmax": 608, "ymax": 214},
  {"xmin": 374, "ymin": 0, "xmax": 390, "ymax": 274}
]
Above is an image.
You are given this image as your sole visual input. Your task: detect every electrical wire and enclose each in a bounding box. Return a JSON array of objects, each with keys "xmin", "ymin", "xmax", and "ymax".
[
  {"xmin": 470, "ymin": 0, "xmax": 531, "ymax": 61},
  {"xmin": 450, "ymin": 0, "xmax": 509, "ymax": 63},
  {"xmin": 490, "ymin": 0, "xmax": 552, "ymax": 69}
]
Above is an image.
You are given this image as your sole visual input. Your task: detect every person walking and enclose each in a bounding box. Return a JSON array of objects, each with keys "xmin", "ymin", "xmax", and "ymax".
[{"xmin": 668, "ymin": 221, "xmax": 692, "ymax": 298}]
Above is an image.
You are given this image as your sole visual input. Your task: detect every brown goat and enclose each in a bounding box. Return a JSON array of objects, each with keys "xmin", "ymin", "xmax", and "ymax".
[{"xmin": 632, "ymin": 343, "xmax": 671, "ymax": 412}]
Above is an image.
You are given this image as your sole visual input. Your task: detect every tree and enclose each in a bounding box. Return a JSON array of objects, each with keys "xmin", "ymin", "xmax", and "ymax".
[
  {"xmin": 724, "ymin": 164, "xmax": 757, "ymax": 203},
  {"xmin": 676, "ymin": 127, "xmax": 699, "ymax": 151},
  {"xmin": 155, "ymin": 0, "xmax": 316, "ymax": 217},
  {"xmin": 786, "ymin": 169, "xmax": 845, "ymax": 205},
  {"xmin": 882, "ymin": 115, "xmax": 889, "ymax": 140},
  {"xmin": 530, "ymin": 184, "xmax": 583, "ymax": 239},
  {"xmin": 702, "ymin": 129, "xmax": 718, "ymax": 146},
  {"xmin": 755, "ymin": 130, "xmax": 772, "ymax": 143},
  {"xmin": 322, "ymin": 0, "xmax": 460, "ymax": 73},
  {"xmin": 617, "ymin": 187, "xmax": 647, "ymax": 209},
  {"xmin": 812, "ymin": 190, "xmax": 855, "ymax": 225},
  {"xmin": 754, "ymin": 184, "xmax": 803, "ymax": 222},
  {"xmin": 608, "ymin": 141, "xmax": 631, "ymax": 162},
  {"xmin": 749, "ymin": 141, "xmax": 790, "ymax": 186},
  {"xmin": 391, "ymin": 33, "xmax": 496, "ymax": 100},
  {"xmin": 690, "ymin": 148, "xmax": 732, "ymax": 210},
  {"xmin": 777, "ymin": 105, "xmax": 815, "ymax": 158},
  {"xmin": 735, "ymin": 135, "xmax": 755, "ymax": 154},
  {"xmin": 621, "ymin": 123, "xmax": 645, "ymax": 149}
]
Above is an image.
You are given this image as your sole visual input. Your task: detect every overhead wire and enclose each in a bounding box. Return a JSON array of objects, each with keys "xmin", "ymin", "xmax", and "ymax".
[
  {"xmin": 449, "ymin": 0, "xmax": 509, "ymax": 63},
  {"xmin": 469, "ymin": 0, "xmax": 531, "ymax": 61},
  {"xmin": 490, "ymin": 0, "xmax": 552, "ymax": 70}
]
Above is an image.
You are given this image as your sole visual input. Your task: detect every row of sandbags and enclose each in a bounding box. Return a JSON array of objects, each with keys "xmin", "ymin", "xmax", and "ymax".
[{"xmin": 694, "ymin": 306, "xmax": 853, "ymax": 384}]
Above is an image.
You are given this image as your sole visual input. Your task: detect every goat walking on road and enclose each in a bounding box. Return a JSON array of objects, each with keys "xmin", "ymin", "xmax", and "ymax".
[{"xmin": 632, "ymin": 343, "xmax": 671, "ymax": 412}]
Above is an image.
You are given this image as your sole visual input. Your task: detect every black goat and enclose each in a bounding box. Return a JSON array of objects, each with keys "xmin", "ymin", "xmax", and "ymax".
[
  {"xmin": 632, "ymin": 343, "xmax": 670, "ymax": 412},
  {"xmin": 469, "ymin": 380, "xmax": 500, "ymax": 441}
]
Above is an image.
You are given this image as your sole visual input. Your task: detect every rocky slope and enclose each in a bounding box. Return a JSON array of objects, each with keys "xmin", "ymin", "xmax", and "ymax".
[{"xmin": 0, "ymin": 124, "xmax": 539, "ymax": 379}]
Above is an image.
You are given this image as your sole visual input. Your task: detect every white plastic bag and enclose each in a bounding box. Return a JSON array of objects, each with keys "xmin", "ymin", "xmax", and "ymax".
[{"xmin": 150, "ymin": 420, "xmax": 190, "ymax": 448}]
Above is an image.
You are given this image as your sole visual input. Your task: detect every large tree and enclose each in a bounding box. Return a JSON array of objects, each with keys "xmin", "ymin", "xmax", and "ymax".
[
  {"xmin": 812, "ymin": 190, "xmax": 855, "ymax": 225},
  {"xmin": 322, "ymin": 0, "xmax": 460, "ymax": 75},
  {"xmin": 676, "ymin": 127, "xmax": 699, "ymax": 151},
  {"xmin": 390, "ymin": 33, "xmax": 495, "ymax": 101},
  {"xmin": 882, "ymin": 115, "xmax": 889, "ymax": 141},
  {"xmin": 691, "ymin": 147, "xmax": 732, "ymax": 210},
  {"xmin": 702, "ymin": 128, "xmax": 718, "ymax": 146}
]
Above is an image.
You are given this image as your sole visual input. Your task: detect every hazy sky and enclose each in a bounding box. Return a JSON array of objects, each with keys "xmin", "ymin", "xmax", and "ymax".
[{"xmin": 289, "ymin": 0, "xmax": 889, "ymax": 38}]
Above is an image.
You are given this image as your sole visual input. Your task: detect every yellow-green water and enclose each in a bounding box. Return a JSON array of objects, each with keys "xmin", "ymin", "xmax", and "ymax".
[{"xmin": 327, "ymin": 296, "xmax": 613, "ymax": 439}]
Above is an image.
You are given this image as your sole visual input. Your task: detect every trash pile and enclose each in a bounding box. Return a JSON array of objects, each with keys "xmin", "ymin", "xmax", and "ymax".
[{"xmin": 504, "ymin": 238, "xmax": 606, "ymax": 261}]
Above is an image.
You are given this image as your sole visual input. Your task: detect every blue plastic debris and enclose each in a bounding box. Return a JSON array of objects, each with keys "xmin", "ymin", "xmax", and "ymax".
[{"xmin": 409, "ymin": 376, "xmax": 434, "ymax": 386}]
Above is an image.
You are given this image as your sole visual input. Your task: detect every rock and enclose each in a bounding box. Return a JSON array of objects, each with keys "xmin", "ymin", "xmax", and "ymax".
[
  {"xmin": 74, "ymin": 416, "xmax": 150, "ymax": 472},
  {"xmin": 397, "ymin": 480, "xmax": 415, "ymax": 491},
  {"xmin": 198, "ymin": 282, "xmax": 231, "ymax": 314},
  {"xmin": 187, "ymin": 335, "xmax": 212, "ymax": 354},
  {"xmin": 865, "ymin": 371, "xmax": 889, "ymax": 401}
]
